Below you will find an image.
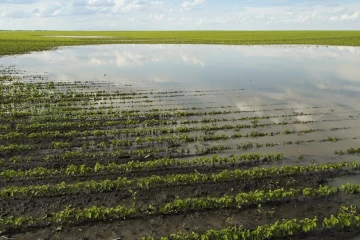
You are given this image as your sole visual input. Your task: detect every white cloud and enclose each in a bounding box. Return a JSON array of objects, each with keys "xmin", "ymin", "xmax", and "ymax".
[
  {"xmin": 1, "ymin": 1, "xmax": 360, "ymax": 29},
  {"xmin": 113, "ymin": 0, "xmax": 163, "ymax": 13},
  {"xmin": 182, "ymin": 0, "xmax": 205, "ymax": 10},
  {"xmin": 0, "ymin": 0, "xmax": 37, "ymax": 3},
  {"xmin": 150, "ymin": 13, "xmax": 164, "ymax": 21},
  {"xmin": 329, "ymin": 16, "xmax": 339, "ymax": 21},
  {"xmin": 340, "ymin": 10, "xmax": 360, "ymax": 20}
]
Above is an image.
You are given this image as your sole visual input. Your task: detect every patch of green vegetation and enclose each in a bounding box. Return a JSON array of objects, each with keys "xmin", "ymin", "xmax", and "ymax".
[{"xmin": 1, "ymin": 31, "xmax": 360, "ymax": 56}]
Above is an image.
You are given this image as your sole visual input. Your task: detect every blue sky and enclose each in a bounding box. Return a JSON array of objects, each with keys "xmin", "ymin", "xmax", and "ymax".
[{"xmin": 0, "ymin": 0, "xmax": 359, "ymax": 30}]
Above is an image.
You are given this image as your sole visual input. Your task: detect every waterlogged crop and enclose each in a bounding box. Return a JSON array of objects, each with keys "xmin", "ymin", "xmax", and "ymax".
[
  {"xmin": 2, "ymin": 69, "xmax": 360, "ymax": 239},
  {"xmin": 0, "ymin": 183, "xmax": 358, "ymax": 233},
  {"xmin": 142, "ymin": 205, "xmax": 360, "ymax": 240},
  {"xmin": 0, "ymin": 153, "xmax": 284, "ymax": 181},
  {"xmin": 1, "ymin": 162, "xmax": 358, "ymax": 199},
  {"xmin": 335, "ymin": 147, "xmax": 360, "ymax": 155}
]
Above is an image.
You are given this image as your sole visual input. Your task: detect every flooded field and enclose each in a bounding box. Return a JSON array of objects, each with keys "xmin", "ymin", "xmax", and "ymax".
[{"xmin": 1, "ymin": 44, "xmax": 360, "ymax": 239}]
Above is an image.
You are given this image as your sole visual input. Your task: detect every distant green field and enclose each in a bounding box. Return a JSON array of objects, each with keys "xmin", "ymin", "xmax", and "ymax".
[{"xmin": 1, "ymin": 31, "xmax": 360, "ymax": 56}]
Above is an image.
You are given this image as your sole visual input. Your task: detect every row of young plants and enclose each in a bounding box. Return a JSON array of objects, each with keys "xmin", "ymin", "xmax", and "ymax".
[
  {"xmin": 1, "ymin": 110, "xmax": 352, "ymax": 144},
  {"xmin": 142, "ymin": 205, "xmax": 360, "ymax": 240},
  {"xmin": 0, "ymin": 93, "xmax": 309, "ymax": 116},
  {"xmin": 88, "ymin": 129, "xmax": 344, "ymax": 151},
  {"xmin": 193, "ymin": 145, "xmax": 231, "ymax": 155},
  {"xmin": 0, "ymin": 118, "xmax": 179, "ymax": 133},
  {"xmin": 39, "ymin": 81, "xmax": 106, "ymax": 87},
  {"xmin": 0, "ymin": 88, "xmax": 228, "ymax": 109},
  {"xmin": 0, "ymin": 141, "xmax": 279, "ymax": 167},
  {"xmin": 319, "ymin": 136, "xmax": 340, "ymax": 142},
  {"xmin": 0, "ymin": 110, "xmax": 327, "ymax": 134},
  {"xmin": 1, "ymin": 105, "xmax": 341, "ymax": 126},
  {"xmin": 0, "ymin": 142, "xmax": 261, "ymax": 167},
  {"xmin": 0, "ymin": 104, "xmax": 223, "ymax": 120},
  {"xmin": 0, "ymin": 80, "xmax": 290, "ymax": 97},
  {"xmin": 0, "ymin": 114, "xmax": 350, "ymax": 153},
  {"xmin": 0, "ymin": 107, "xmax": 140, "ymax": 118},
  {"xmin": 0, "ymin": 124, "xmax": 332, "ymax": 162},
  {"xmin": 0, "ymin": 107, "xmax": 155, "ymax": 121},
  {"xmin": 75, "ymin": 132, "xmax": 258, "ymax": 150},
  {"xmin": 158, "ymin": 185, "xmax": 340, "ymax": 215},
  {"xmin": 0, "ymin": 144, "xmax": 32, "ymax": 153},
  {"xmin": 0, "ymin": 145, "xmax": 186, "ymax": 166},
  {"xmin": 1, "ymin": 106, "xmax": 258, "ymax": 129},
  {"xmin": 0, "ymin": 82, "xmax": 49, "ymax": 100},
  {"xmin": 90, "ymin": 106, "xmax": 324, "ymax": 119},
  {"xmin": 0, "ymin": 129, "xmax": 350, "ymax": 166},
  {"xmin": 1, "ymin": 96, "xmax": 248, "ymax": 113},
  {"xmin": 0, "ymin": 104, "xmax": 330, "ymax": 124},
  {"xmin": 1, "ymin": 93, "xmax": 159, "ymax": 109},
  {"xmin": 0, "ymin": 87, "xmax": 220, "ymax": 105},
  {"xmin": 0, "ymin": 91, "xmax": 150, "ymax": 105},
  {"xmin": 0, "ymin": 184, "xmax": 359, "ymax": 233},
  {"xmin": 0, "ymin": 98, "xmax": 157, "ymax": 119},
  {"xmin": 25, "ymin": 106, "xmax": 319, "ymax": 120},
  {"xmin": 0, "ymin": 153, "xmax": 284, "ymax": 181},
  {"xmin": 0, "ymin": 83, "xmax": 253, "ymax": 98},
  {"xmin": 0, "ymin": 118, "xmax": 338, "ymax": 142},
  {"xmin": 1, "ymin": 161, "xmax": 359, "ymax": 199},
  {"xmin": 335, "ymin": 147, "xmax": 360, "ymax": 155},
  {"xmin": 237, "ymin": 135, "xmax": 348, "ymax": 151},
  {"xmin": 0, "ymin": 92, "xmax": 160, "ymax": 108}
]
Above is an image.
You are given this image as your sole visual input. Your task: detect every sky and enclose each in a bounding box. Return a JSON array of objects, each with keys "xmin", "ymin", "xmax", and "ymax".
[{"xmin": 0, "ymin": 0, "xmax": 360, "ymax": 30}]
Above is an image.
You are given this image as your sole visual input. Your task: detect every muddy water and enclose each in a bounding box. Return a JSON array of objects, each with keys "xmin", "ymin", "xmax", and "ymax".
[{"xmin": 1, "ymin": 44, "xmax": 360, "ymax": 167}]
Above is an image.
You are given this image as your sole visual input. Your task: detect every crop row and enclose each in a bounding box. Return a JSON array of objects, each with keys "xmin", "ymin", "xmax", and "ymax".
[
  {"xmin": 0, "ymin": 119, "xmax": 339, "ymax": 141},
  {"xmin": 0, "ymin": 184, "xmax": 359, "ymax": 233},
  {"xmin": 236, "ymin": 136, "xmax": 345, "ymax": 150},
  {"xmin": 0, "ymin": 112, "xmax": 324, "ymax": 133},
  {"xmin": 1, "ymin": 113, "xmax": 353, "ymax": 144},
  {"xmin": 0, "ymin": 95, "xmax": 286, "ymax": 113},
  {"xmin": 0, "ymin": 125, "xmax": 328, "ymax": 160},
  {"xmin": 1, "ymin": 103, "xmax": 235, "ymax": 119},
  {"xmin": 0, "ymin": 82, "xmax": 282, "ymax": 103},
  {"xmin": 1, "ymin": 107, "xmax": 348, "ymax": 126},
  {"xmin": 1, "ymin": 161, "xmax": 358, "ymax": 199},
  {"xmin": 0, "ymin": 84, "xmax": 223, "ymax": 101},
  {"xmin": 0, "ymin": 129, "xmax": 351, "ymax": 166},
  {"xmin": 143, "ymin": 205, "xmax": 359, "ymax": 240},
  {"xmin": 0, "ymin": 93, "xmax": 180, "ymax": 112},
  {"xmin": 0, "ymin": 95, "xmax": 162, "ymax": 109},
  {"xmin": 0, "ymin": 100, "xmax": 302, "ymax": 119},
  {"xmin": 0, "ymin": 143, "xmax": 246, "ymax": 167},
  {"xmin": 0, "ymin": 84, "xmax": 164, "ymax": 98},
  {"xmin": 0, "ymin": 125, "xmax": 318, "ymax": 151},
  {"xmin": 2, "ymin": 91, "xmax": 221, "ymax": 105},
  {"xmin": 0, "ymin": 92, "xmax": 151, "ymax": 105},
  {"xmin": 0, "ymin": 105, "xmax": 328, "ymax": 124},
  {"xmin": 0, "ymin": 128, "xmax": 335, "ymax": 157},
  {"xmin": 0, "ymin": 153, "xmax": 283, "ymax": 181},
  {"xmin": 1, "ymin": 146, "xmax": 181, "ymax": 166},
  {"xmin": 5, "ymin": 131, "xmax": 343, "ymax": 155},
  {"xmin": 335, "ymin": 147, "xmax": 360, "ymax": 155}
]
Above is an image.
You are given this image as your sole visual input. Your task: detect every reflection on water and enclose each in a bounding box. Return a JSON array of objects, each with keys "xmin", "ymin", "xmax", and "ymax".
[
  {"xmin": 2, "ymin": 44, "xmax": 360, "ymax": 107},
  {"xmin": 1, "ymin": 44, "xmax": 360, "ymax": 163}
]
